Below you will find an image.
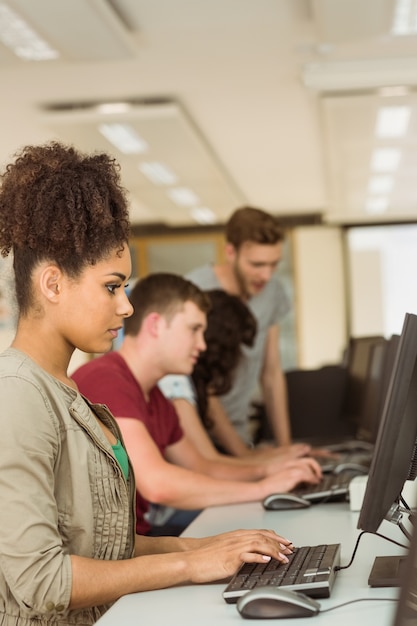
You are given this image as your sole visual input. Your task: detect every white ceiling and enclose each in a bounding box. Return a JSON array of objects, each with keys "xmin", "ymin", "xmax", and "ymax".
[{"xmin": 1, "ymin": 0, "xmax": 417, "ymax": 228}]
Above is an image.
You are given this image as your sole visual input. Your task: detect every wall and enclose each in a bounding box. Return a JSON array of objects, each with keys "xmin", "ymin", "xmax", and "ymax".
[
  {"xmin": 292, "ymin": 225, "xmax": 348, "ymax": 368},
  {"xmin": 0, "ymin": 225, "xmax": 350, "ymax": 371},
  {"xmin": 0, "ymin": 256, "xmax": 16, "ymax": 353},
  {"xmin": 347, "ymin": 248, "xmax": 384, "ymax": 336},
  {"xmin": 346, "ymin": 224, "xmax": 417, "ymax": 338}
]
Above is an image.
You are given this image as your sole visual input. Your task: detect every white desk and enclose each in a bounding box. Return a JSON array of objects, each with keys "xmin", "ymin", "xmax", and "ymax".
[{"xmin": 96, "ymin": 501, "xmax": 407, "ymax": 625}]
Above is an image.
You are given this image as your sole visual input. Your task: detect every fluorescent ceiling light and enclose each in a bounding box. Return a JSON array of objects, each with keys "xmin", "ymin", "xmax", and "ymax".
[
  {"xmin": 392, "ymin": 0, "xmax": 417, "ymax": 35},
  {"xmin": 95, "ymin": 102, "xmax": 132, "ymax": 115},
  {"xmin": 303, "ymin": 57, "xmax": 417, "ymax": 92},
  {"xmin": 0, "ymin": 2, "xmax": 59, "ymax": 60},
  {"xmin": 139, "ymin": 162, "xmax": 177, "ymax": 186},
  {"xmin": 365, "ymin": 197, "xmax": 389, "ymax": 214},
  {"xmin": 375, "ymin": 106, "xmax": 410, "ymax": 137},
  {"xmin": 371, "ymin": 148, "xmax": 401, "ymax": 172},
  {"xmin": 368, "ymin": 176, "xmax": 394, "ymax": 195},
  {"xmin": 190, "ymin": 207, "xmax": 217, "ymax": 224},
  {"xmin": 98, "ymin": 123, "xmax": 148, "ymax": 154},
  {"xmin": 167, "ymin": 187, "xmax": 200, "ymax": 207},
  {"xmin": 378, "ymin": 86, "xmax": 410, "ymax": 97}
]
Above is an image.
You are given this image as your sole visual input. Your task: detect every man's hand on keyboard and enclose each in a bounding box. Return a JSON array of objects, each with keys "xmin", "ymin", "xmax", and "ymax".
[
  {"xmin": 260, "ymin": 446, "xmax": 328, "ymax": 478},
  {"xmin": 182, "ymin": 529, "xmax": 294, "ymax": 584},
  {"xmin": 259, "ymin": 456, "xmax": 323, "ymax": 494}
]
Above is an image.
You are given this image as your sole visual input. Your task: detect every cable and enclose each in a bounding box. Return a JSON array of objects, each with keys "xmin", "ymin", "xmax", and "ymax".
[
  {"xmin": 399, "ymin": 520, "xmax": 412, "ymax": 542},
  {"xmin": 335, "ymin": 530, "xmax": 408, "ymax": 571},
  {"xmin": 319, "ymin": 597, "xmax": 397, "ymax": 613},
  {"xmin": 400, "ymin": 495, "xmax": 410, "ymax": 511}
]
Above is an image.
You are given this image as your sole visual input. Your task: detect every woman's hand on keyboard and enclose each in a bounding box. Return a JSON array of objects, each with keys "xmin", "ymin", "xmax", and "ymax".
[
  {"xmin": 182, "ymin": 528, "xmax": 294, "ymax": 583},
  {"xmin": 250, "ymin": 442, "xmax": 312, "ymax": 461},
  {"xmin": 276, "ymin": 443, "xmax": 313, "ymax": 458}
]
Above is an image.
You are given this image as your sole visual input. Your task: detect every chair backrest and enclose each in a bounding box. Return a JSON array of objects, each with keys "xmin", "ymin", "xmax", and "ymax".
[{"xmin": 286, "ymin": 364, "xmax": 349, "ymax": 442}]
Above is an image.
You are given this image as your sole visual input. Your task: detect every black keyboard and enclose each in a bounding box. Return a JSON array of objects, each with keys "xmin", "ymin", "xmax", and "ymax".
[
  {"xmin": 293, "ymin": 470, "xmax": 361, "ymax": 502},
  {"xmin": 223, "ymin": 543, "xmax": 341, "ymax": 603},
  {"xmin": 325, "ymin": 440, "xmax": 374, "ymax": 453}
]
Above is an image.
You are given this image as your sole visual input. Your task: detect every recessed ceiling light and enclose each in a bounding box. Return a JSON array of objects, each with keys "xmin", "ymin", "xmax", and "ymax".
[
  {"xmin": 368, "ymin": 176, "xmax": 394, "ymax": 195},
  {"xmin": 365, "ymin": 197, "xmax": 389, "ymax": 214},
  {"xmin": 190, "ymin": 207, "xmax": 217, "ymax": 224},
  {"xmin": 371, "ymin": 148, "xmax": 402, "ymax": 172},
  {"xmin": 0, "ymin": 2, "xmax": 59, "ymax": 60},
  {"xmin": 98, "ymin": 123, "xmax": 148, "ymax": 154},
  {"xmin": 375, "ymin": 106, "xmax": 410, "ymax": 137},
  {"xmin": 167, "ymin": 187, "xmax": 200, "ymax": 207},
  {"xmin": 95, "ymin": 102, "xmax": 132, "ymax": 115},
  {"xmin": 139, "ymin": 162, "xmax": 177, "ymax": 186}
]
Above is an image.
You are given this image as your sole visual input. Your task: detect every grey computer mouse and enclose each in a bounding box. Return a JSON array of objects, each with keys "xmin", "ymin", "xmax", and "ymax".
[
  {"xmin": 333, "ymin": 462, "xmax": 369, "ymax": 475},
  {"xmin": 236, "ymin": 587, "xmax": 321, "ymax": 619},
  {"xmin": 262, "ymin": 493, "xmax": 311, "ymax": 510}
]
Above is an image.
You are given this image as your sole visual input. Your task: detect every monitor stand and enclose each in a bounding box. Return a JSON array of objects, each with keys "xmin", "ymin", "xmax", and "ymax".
[{"xmin": 368, "ymin": 555, "xmax": 408, "ymax": 587}]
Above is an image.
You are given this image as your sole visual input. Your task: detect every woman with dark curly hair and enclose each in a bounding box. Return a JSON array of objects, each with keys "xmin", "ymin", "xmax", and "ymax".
[
  {"xmin": 191, "ymin": 289, "xmax": 257, "ymax": 428},
  {"xmin": 0, "ymin": 141, "xmax": 293, "ymax": 626},
  {"xmin": 159, "ymin": 289, "xmax": 310, "ymax": 463}
]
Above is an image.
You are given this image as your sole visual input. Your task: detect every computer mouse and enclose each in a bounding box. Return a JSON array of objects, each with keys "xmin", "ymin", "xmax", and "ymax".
[
  {"xmin": 333, "ymin": 463, "xmax": 369, "ymax": 475},
  {"xmin": 262, "ymin": 493, "xmax": 311, "ymax": 510},
  {"xmin": 236, "ymin": 587, "xmax": 321, "ymax": 619}
]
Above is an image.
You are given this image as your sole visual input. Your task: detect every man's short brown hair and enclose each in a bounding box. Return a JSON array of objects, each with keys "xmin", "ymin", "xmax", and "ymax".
[
  {"xmin": 124, "ymin": 272, "xmax": 211, "ymax": 336},
  {"xmin": 225, "ymin": 206, "xmax": 284, "ymax": 249}
]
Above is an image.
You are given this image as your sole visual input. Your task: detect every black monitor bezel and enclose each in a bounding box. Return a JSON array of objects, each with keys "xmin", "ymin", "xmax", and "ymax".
[{"xmin": 357, "ymin": 313, "xmax": 417, "ymax": 535}]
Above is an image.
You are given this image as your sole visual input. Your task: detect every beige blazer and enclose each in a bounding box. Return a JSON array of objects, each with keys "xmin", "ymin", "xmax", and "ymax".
[{"xmin": 0, "ymin": 348, "xmax": 136, "ymax": 626}]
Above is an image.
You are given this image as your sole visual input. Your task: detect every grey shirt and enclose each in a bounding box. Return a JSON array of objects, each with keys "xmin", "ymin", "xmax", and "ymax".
[{"xmin": 186, "ymin": 264, "xmax": 290, "ymax": 443}]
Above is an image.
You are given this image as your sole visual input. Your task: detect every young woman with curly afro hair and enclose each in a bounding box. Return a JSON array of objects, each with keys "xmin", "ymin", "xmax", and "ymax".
[{"xmin": 0, "ymin": 141, "xmax": 292, "ymax": 626}]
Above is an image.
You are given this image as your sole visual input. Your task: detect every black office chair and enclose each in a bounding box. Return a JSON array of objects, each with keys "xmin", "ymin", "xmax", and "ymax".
[
  {"xmin": 285, "ymin": 364, "xmax": 350, "ymax": 443},
  {"xmin": 251, "ymin": 364, "xmax": 349, "ymax": 445}
]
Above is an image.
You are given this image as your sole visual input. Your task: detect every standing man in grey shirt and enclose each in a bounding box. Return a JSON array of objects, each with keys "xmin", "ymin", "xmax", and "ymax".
[{"xmin": 187, "ymin": 206, "xmax": 292, "ymax": 456}]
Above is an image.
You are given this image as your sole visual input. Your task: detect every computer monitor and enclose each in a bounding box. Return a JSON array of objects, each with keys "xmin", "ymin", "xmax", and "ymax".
[
  {"xmin": 392, "ymin": 514, "xmax": 417, "ymax": 626},
  {"xmin": 343, "ymin": 335, "xmax": 386, "ymax": 429},
  {"xmin": 357, "ymin": 313, "xmax": 417, "ymax": 586},
  {"xmin": 356, "ymin": 334, "xmax": 399, "ymax": 445}
]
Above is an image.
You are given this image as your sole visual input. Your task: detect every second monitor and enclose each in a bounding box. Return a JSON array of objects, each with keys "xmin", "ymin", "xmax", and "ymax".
[{"xmin": 357, "ymin": 312, "xmax": 417, "ymax": 587}]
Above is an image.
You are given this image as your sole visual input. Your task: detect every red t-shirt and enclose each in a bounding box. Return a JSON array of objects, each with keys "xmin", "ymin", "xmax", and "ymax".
[{"xmin": 72, "ymin": 352, "xmax": 183, "ymax": 534}]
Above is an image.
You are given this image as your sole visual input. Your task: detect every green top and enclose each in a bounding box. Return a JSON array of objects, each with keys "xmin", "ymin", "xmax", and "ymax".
[{"xmin": 112, "ymin": 439, "xmax": 129, "ymax": 480}]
